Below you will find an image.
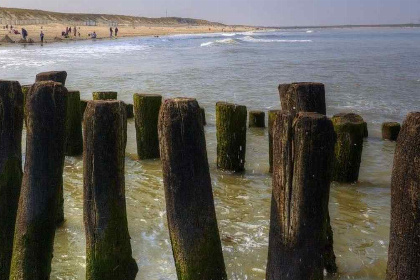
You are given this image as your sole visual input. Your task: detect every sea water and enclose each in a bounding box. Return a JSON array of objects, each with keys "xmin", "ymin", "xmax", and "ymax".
[{"xmin": 0, "ymin": 27, "xmax": 420, "ymax": 279}]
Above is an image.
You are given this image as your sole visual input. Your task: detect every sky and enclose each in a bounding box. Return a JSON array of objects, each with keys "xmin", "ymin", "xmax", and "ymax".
[{"xmin": 1, "ymin": 0, "xmax": 420, "ymax": 26}]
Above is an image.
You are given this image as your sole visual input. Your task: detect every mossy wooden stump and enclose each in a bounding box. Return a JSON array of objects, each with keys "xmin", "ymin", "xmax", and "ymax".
[
  {"xmin": 216, "ymin": 102, "xmax": 247, "ymax": 172},
  {"xmin": 9, "ymin": 81, "xmax": 67, "ymax": 280},
  {"xmin": 331, "ymin": 113, "xmax": 365, "ymax": 183},
  {"xmin": 158, "ymin": 98, "xmax": 227, "ymax": 280},
  {"xmin": 249, "ymin": 110, "xmax": 265, "ymax": 127},
  {"xmin": 278, "ymin": 82, "xmax": 326, "ymax": 115},
  {"xmin": 65, "ymin": 91, "xmax": 83, "ymax": 156},
  {"xmin": 80, "ymin": 99, "xmax": 88, "ymax": 119},
  {"xmin": 133, "ymin": 93, "xmax": 162, "ymax": 159},
  {"xmin": 267, "ymin": 112, "xmax": 335, "ymax": 280},
  {"xmin": 126, "ymin": 103, "xmax": 134, "ymax": 118},
  {"xmin": 83, "ymin": 100, "xmax": 138, "ymax": 280},
  {"xmin": 0, "ymin": 80, "xmax": 24, "ymax": 280},
  {"xmin": 35, "ymin": 71, "xmax": 67, "ymax": 85},
  {"xmin": 200, "ymin": 107, "xmax": 207, "ymax": 126},
  {"xmin": 92, "ymin": 91, "xmax": 117, "ymax": 100},
  {"xmin": 382, "ymin": 122, "xmax": 401, "ymax": 141},
  {"xmin": 386, "ymin": 112, "xmax": 420, "ymax": 280},
  {"xmin": 268, "ymin": 110, "xmax": 280, "ymax": 173}
]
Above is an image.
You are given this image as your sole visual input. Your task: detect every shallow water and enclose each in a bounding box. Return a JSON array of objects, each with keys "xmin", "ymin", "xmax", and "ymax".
[{"xmin": 1, "ymin": 27, "xmax": 420, "ymax": 279}]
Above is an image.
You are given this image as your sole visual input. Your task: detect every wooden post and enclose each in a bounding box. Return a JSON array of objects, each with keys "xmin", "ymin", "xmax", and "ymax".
[
  {"xmin": 268, "ymin": 110, "xmax": 280, "ymax": 173},
  {"xmin": 278, "ymin": 82, "xmax": 326, "ymax": 115},
  {"xmin": 80, "ymin": 99, "xmax": 88, "ymax": 119},
  {"xmin": 65, "ymin": 90, "xmax": 83, "ymax": 156},
  {"xmin": 382, "ymin": 122, "xmax": 401, "ymax": 141},
  {"xmin": 92, "ymin": 91, "xmax": 117, "ymax": 100},
  {"xmin": 9, "ymin": 81, "xmax": 67, "ymax": 280},
  {"xmin": 83, "ymin": 100, "xmax": 138, "ymax": 280},
  {"xmin": 331, "ymin": 113, "xmax": 365, "ymax": 183},
  {"xmin": 216, "ymin": 102, "xmax": 247, "ymax": 172},
  {"xmin": 35, "ymin": 71, "xmax": 67, "ymax": 85},
  {"xmin": 249, "ymin": 110, "xmax": 265, "ymax": 127},
  {"xmin": 126, "ymin": 103, "xmax": 134, "ymax": 119},
  {"xmin": 0, "ymin": 80, "xmax": 24, "ymax": 280},
  {"xmin": 267, "ymin": 111, "xmax": 335, "ymax": 280},
  {"xmin": 386, "ymin": 112, "xmax": 420, "ymax": 280},
  {"xmin": 200, "ymin": 107, "xmax": 207, "ymax": 126},
  {"xmin": 158, "ymin": 98, "xmax": 227, "ymax": 280},
  {"xmin": 133, "ymin": 93, "xmax": 162, "ymax": 159}
]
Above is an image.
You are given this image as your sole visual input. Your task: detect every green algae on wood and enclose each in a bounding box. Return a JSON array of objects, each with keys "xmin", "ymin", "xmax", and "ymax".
[
  {"xmin": 133, "ymin": 93, "xmax": 162, "ymax": 159},
  {"xmin": 216, "ymin": 102, "xmax": 247, "ymax": 172},
  {"xmin": 249, "ymin": 110, "xmax": 265, "ymax": 128},
  {"xmin": 331, "ymin": 113, "xmax": 365, "ymax": 183},
  {"xmin": 268, "ymin": 110, "xmax": 280, "ymax": 173},
  {"xmin": 92, "ymin": 91, "xmax": 117, "ymax": 100},
  {"xmin": 0, "ymin": 80, "xmax": 24, "ymax": 280},
  {"xmin": 386, "ymin": 112, "xmax": 420, "ymax": 280},
  {"xmin": 158, "ymin": 98, "xmax": 227, "ymax": 280},
  {"xmin": 9, "ymin": 81, "xmax": 67, "ymax": 280},
  {"xmin": 83, "ymin": 100, "xmax": 138, "ymax": 280},
  {"xmin": 382, "ymin": 122, "xmax": 401, "ymax": 141},
  {"xmin": 267, "ymin": 111, "xmax": 335, "ymax": 280},
  {"xmin": 35, "ymin": 71, "xmax": 67, "ymax": 85}
]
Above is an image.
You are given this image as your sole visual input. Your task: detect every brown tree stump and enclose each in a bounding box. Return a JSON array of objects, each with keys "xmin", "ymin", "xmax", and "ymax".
[
  {"xmin": 83, "ymin": 100, "xmax": 138, "ymax": 280},
  {"xmin": 35, "ymin": 71, "xmax": 67, "ymax": 85},
  {"xmin": 0, "ymin": 80, "xmax": 24, "ymax": 280},
  {"xmin": 9, "ymin": 81, "xmax": 67, "ymax": 280},
  {"xmin": 382, "ymin": 122, "xmax": 401, "ymax": 141},
  {"xmin": 249, "ymin": 110, "xmax": 265, "ymax": 127},
  {"xmin": 268, "ymin": 110, "xmax": 280, "ymax": 173},
  {"xmin": 278, "ymin": 82, "xmax": 326, "ymax": 115},
  {"xmin": 386, "ymin": 112, "xmax": 420, "ymax": 280},
  {"xmin": 159, "ymin": 98, "xmax": 227, "ymax": 280},
  {"xmin": 267, "ymin": 111, "xmax": 335, "ymax": 280}
]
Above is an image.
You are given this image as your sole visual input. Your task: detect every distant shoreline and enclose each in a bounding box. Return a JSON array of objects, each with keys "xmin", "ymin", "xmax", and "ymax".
[{"xmin": 267, "ymin": 23, "xmax": 420, "ymax": 30}]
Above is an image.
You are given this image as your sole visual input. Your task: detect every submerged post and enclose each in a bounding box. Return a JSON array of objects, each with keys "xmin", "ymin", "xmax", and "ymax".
[
  {"xmin": 249, "ymin": 110, "xmax": 265, "ymax": 128},
  {"xmin": 267, "ymin": 111, "xmax": 335, "ymax": 280},
  {"xmin": 159, "ymin": 98, "xmax": 227, "ymax": 280},
  {"xmin": 331, "ymin": 113, "xmax": 365, "ymax": 183},
  {"xmin": 382, "ymin": 122, "xmax": 401, "ymax": 141},
  {"xmin": 9, "ymin": 81, "xmax": 67, "ymax": 280},
  {"xmin": 83, "ymin": 100, "xmax": 138, "ymax": 280},
  {"xmin": 92, "ymin": 91, "xmax": 117, "ymax": 100},
  {"xmin": 0, "ymin": 81, "xmax": 24, "ymax": 280},
  {"xmin": 65, "ymin": 90, "xmax": 83, "ymax": 156},
  {"xmin": 386, "ymin": 112, "xmax": 420, "ymax": 280},
  {"xmin": 278, "ymin": 82, "xmax": 326, "ymax": 115},
  {"xmin": 126, "ymin": 103, "xmax": 134, "ymax": 119},
  {"xmin": 35, "ymin": 71, "xmax": 67, "ymax": 85},
  {"xmin": 216, "ymin": 102, "xmax": 247, "ymax": 172},
  {"xmin": 133, "ymin": 93, "xmax": 162, "ymax": 159},
  {"xmin": 268, "ymin": 110, "xmax": 280, "ymax": 173}
]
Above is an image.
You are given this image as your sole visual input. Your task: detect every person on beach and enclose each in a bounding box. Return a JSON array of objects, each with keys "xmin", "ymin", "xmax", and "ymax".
[
  {"xmin": 91, "ymin": 31, "xmax": 97, "ymax": 39},
  {"xmin": 66, "ymin": 27, "xmax": 69, "ymax": 35},
  {"xmin": 110, "ymin": 27, "xmax": 113, "ymax": 37},
  {"xmin": 115, "ymin": 27, "xmax": 119, "ymax": 37},
  {"xmin": 22, "ymin": 28, "xmax": 28, "ymax": 40},
  {"xmin": 40, "ymin": 31, "xmax": 44, "ymax": 43},
  {"xmin": 74, "ymin": 26, "xmax": 77, "ymax": 37}
]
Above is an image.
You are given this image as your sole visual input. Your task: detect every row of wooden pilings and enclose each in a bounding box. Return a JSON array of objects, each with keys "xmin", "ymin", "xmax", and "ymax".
[{"xmin": 0, "ymin": 72, "xmax": 418, "ymax": 280}]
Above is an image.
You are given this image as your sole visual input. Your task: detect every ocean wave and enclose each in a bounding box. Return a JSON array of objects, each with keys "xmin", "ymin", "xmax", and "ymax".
[
  {"xmin": 200, "ymin": 38, "xmax": 239, "ymax": 47},
  {"xmin": 306, "ymin": 30, "xmax": 314, "ymax": 33},
  {"xmin": 239, "ymin": 36, "xmax": 312, "ymax": 43}
]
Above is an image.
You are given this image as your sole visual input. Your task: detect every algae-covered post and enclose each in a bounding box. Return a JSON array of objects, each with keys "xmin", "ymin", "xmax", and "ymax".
[
  {"xmin": 0, "ymin": 80, "xmax": 24, "ymax": 280},
  {"xmin": 126, "ymin": 103, "xmax": 134, "ymax": 118},
  {"xmin": 35, "ymin": 71, "xmax": 67, "ymax": 85},
  {"xmin": 331, "ymin": 113, "xmax": 365, "ymax": 183},
  {"xmin": 386, "ymin": 112, "xmax": 420, "ymax": 280},
  {"xmin": 159, "ymin": 98, "xmax": 227, "ymax": 280},
  {"xmin": 267, "ymin": 111, "xmax": 335, "ymax": 280},
  {"xmin": 216, "ymin": 102, "xmax": 247, "ymax": 172},
  {"xmin": 200, "ymin": 106, "xmax": 207, "ymax": 126},
  {"xmin": 268, "ymin": 110, "xmax": 280, "ymax": 173},
  {"xmin": 278, "ymin": 82, "xmax": 326, "ymax": 115},
  {"xmin": 92, "ymin": 91, "xmax": 117, "ymax": 100},
  {"xmin": 9, "ymin": 81, "xmax": 67, "ymax": 280},
  {"xmin": 133, "ymin": 93, "xmax": 162, "ymax": 159},
  {"xmin": 382, "ymin": 122, "xmax": 401, "ymax": 141},
  {"xmin": 249, "ymin": 110, "xmax": 265, "ymax": 128},
  {"xmin": 83, "ymin": 100, "xmax": 138, "ymax": 280},
  {"xmin": 65, "ymin": 90, "xmax": 83, "ymax": 156}
]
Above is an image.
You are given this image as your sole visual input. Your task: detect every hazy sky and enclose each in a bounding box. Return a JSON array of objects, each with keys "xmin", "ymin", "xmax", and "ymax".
[{"xmin": 2, "ymin": 0, "xmax": 420, "ymax": 26}]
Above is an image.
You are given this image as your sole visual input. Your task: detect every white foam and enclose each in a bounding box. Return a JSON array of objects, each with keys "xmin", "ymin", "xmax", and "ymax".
[
  {"xmin": 306, "ymin": 30, "xmax": 314, "ymax": 33},
  {"xmin": 200, "ymin": 38, "xmax": 238, "ymax": 47},
  {"xmin": 240, "ymin": 36, "xmax": 312, "ymax": 43}
]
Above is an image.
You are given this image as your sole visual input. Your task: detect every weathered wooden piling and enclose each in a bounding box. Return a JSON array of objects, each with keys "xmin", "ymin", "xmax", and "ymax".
[
  {"xmin": 126, "ymin": 103, "xmax": 134, "ymax": 118},
  {"xmin": 268, "ymin": 110, "xmax": 280, "ymax": 173},
  {"xmin": 0, "ymin": 81, "xmax": 24, "ymax": 280},
  {"xmin": 65, "ymin": 90, "xmax": 83, "ymax": 156},
  {"xmin": 382, "ymin": 122, "xmax": 401, "ymax": 141},
  {"xmin": 249, "ymin": 110, "xmax": 265, "ymax": 127},
  {"xmin": 83, "ymin": 100, "xmax": 138, "ymax": 280},
  {"xmin": 80, "ymin": 99, "xmax": 88, "ymax": 118},
  {"xmin": 200, "ymin": 107, "xmax": 207, "ymax": 126},
  {"xmin": 35, "ymin": 71, "xmax": 67, "ymax": 85},
  {"xmin": 331, "ymin": 113, "xmax": 365, "ymax": 183},
  {"xmin": 21, "ymin": 84, "xmax": 32, "ymax": 126},
  {"xmin": 159, "ymin": 98, "xmax": 227, "ymax": 280},
  {"xmin": 133, "ymin": 93, "xmax": 162, "ymax": 159},
  {"xmin": 267, "ymin": 111, "xmax": 335, "ymax": 280},
  {"xmin": 216, "ymin": 102, "xmax": 247, "ymax": 172},
  {"xmin": 278, "ymin": 82, "xmax": 326, "ymax": 115},
  {"xmin": 386, "ymin": 112, "xmax": 420, "ymax": 280},
  {"xmin": 9, "ymin": 81, "xmax": 67, "ymax": 280},
  {"xmin": 92, "ymin": 91, "xmax": 117, "ymax": 100}
]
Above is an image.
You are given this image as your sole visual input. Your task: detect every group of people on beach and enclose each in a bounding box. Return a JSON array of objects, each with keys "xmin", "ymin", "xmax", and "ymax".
[
  {"xmin": 62, "ymin": 26, "xmax": 80, "ymax": 38},
  {"xmin": 109, "ymin": 27, "xmax": 119, "ymax": 37}
]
